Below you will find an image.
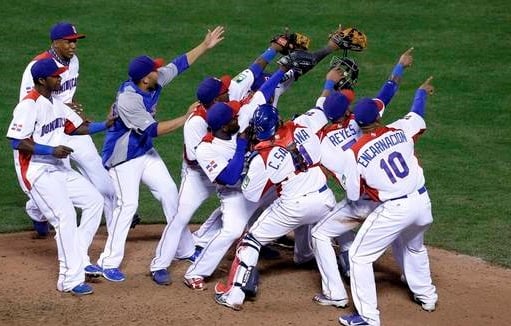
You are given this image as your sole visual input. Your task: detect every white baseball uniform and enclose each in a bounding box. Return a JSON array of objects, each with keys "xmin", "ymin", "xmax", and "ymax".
[
  {"xmin": 20, "ymin": 51, "xmax": 115, "ymax": 228},
  {"xmin": 308, "ymin": 96, "xmax": 384, "ymax": 301},
  {"xmin": 183, "ymin": 89, "xmax": 271, "ymax": 281},
  {"xmin": 7, "ymin": 90, "xmax": 103, "ymax": 292},
  {"xmin": 343, "ymin": 110, "xmax": 437, "ymax": 325},
  {"xmin": 219, "ymin": 119, "xmax": 337, "ymax": 307},
  {"xmin": 150, "ymin": 62, "xmax": 264, "ymax": 271}
]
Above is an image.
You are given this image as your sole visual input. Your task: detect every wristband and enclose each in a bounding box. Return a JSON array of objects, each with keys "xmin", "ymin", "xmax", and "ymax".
[
  {"xmin": 324, "ymin": 79, "xmax": 336, "ymax": 91},
  {"xmin": 88, "ymin": 121, "xmax": 108, "ymax": 134},
  {"xmin": 261, "ymin": 47, "xmax": 277, "ymax": 63},
  {"xmin": 33, "ymin": 143, "xmax": 55, "ymax": 155},
  {"xmin": 391, "ymin": 63, "xmax": 405, "ymax": 78}
]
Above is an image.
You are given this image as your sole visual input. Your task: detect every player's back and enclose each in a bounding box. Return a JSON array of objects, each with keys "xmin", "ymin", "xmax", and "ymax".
[{"xmin": 352, "ymin": 126, "xmax": 425, "ymax": 201}]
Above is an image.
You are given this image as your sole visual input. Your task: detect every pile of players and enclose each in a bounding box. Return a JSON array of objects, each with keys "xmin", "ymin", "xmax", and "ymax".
[{"xmin": 7, "ymin": 21, "xmax": 437, "ymax": 326}]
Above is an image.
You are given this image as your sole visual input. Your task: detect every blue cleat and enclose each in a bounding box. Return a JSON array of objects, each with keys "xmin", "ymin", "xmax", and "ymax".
[
  {"xmin": 84, "ymin": 264, "xmax": 103, "ymax": 278},
  {"xmin": 338, "ymin": 313, "xmax": 369, "ymax": 326},
  {"xmin": 102, "ymin": 268, "xmax": 126, "ymax": 282},
  {"xmin": 151, "ymin": 269, "xmax": 171, "ymax": 285},
  {"xmin": 185, "ymin": 246, "xmax": 203, "ymax": 263},
  {"xmin": 32, "ymin": 220, "xmax": 49, "ymax": 237},
  {"xmin": 70, "ymin": 283, "xmax": 93, "ymax": 296}
]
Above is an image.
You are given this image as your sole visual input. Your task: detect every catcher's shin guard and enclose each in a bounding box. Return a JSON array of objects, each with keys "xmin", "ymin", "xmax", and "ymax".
[{"xmin": 216, "ymin": 233, "xmax": 262, "ymax": 297}]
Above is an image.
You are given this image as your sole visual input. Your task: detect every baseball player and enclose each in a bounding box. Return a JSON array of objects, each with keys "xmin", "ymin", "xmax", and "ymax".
[
  {"xmin": 338, "ymin": 77, "xmax": 438, "ymax": 326},
  {"xmin": 310, "ymin": 49, "xmax": 414, "ymax": 308},
  {"xmin": 182, "ymin": 63, "xmax": 296, "ymax": 290},
  {"xmin": 97, "ymin": 26, "xmax": 225, "ymax": 282},
  {"xmin": 7, "ymin": 58, "xmax": 112, "ymax": 295},
  {"xmin": 19, "ymin": 22, "xmax": 117, "ymax": 237},
  {"xmin": 184, "ymin": 28, "xmax": 346, "ymax": 267},
  {"xmin": 213, "ymin": 99, "xmax": 339, "ymax": 310},
  {"xmin": 149, "ymin": 39, "xmax": 289, "ymax": 285}
]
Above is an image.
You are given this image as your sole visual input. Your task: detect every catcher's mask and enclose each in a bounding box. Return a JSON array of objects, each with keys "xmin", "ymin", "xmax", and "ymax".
[
  {"xmin": 252, "ymin": 104, "xmax": 280, "ymax": 141},
  {"xmin": 330, "ymin": 56, "xmax": 359, "ymax": 90}
]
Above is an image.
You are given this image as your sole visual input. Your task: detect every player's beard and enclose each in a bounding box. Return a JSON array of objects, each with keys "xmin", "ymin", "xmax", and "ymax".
[{"xmin": 228, "ymin": 122, "xmax": 240, "ymax": 135}]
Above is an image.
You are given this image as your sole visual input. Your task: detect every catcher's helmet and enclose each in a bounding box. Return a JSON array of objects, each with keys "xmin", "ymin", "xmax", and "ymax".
[
  {"xmin": 329, "ymin": 56, "xmax": 359, "ymax": 89},
  {"xmin": 252, "ymin": 104, "xmax": 280, "ymax": 141}
]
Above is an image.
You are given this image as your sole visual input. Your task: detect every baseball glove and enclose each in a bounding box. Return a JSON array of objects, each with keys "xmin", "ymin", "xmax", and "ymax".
[
  {"xmin": 277, "ymin": 50, "xmax": 317, "ymax": 78},
  {"xmin": 271, "ymin": 29, "xmax": 311, "ymax": 55},
  {"xmin": 329, "ymin": 26, "xmax": 367, "ymax": 52},
  {"xmin": 329, "ymin": 56, "xmax": 359, "ymax": 90}
]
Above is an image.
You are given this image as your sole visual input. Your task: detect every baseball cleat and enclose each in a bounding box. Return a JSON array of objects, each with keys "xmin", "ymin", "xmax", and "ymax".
[
  {"xmin": 32, "ymin": 220, "xmax": 49, "ymax": 237},
  {"xmin": 183, "ymin": 277, "xmax": 207, "ymax": 290},
  {"xmin": 151, "ymin": 269, "xmax": 171, "ymax": 285},
  {"xmin": 102, "ymin": 268, "xmax": 126, "ymax": 282},
  {"xmin": 413, "ymin": 294, "xmax": 436, "ymax": 312},
  {"xmin": 338, "ymin": 313, "xmax": 369, "ymax": 326},
  {"xmin": 214, "ymin": 281, "xmax": 229, "ymax": 295},
  {"xmin": 214, "ymin": 293, "xmax": 242, "ymax": 311},
  {"xmin": 185, "ymin": 246, "xmax": 203, "ymax": 263},
  {"xmin": 69, "ymin": 283, "xmax": 94, "ymax": 296},
  {"xmin": 84, "ymin": 264, "xmax": 103, "ymax": 278},
  {"xmin": 312, "ymin": 294, "xmax": 349, "ymax": 308}
]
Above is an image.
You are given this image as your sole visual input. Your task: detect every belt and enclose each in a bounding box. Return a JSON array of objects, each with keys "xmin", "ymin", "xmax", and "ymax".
[
  {"xmin": 389, "ymin": 185, "xmax": 427, "ymax": 201},
  {"xmin": 302, "ymin": 184, "xmax": 328, "ymax": 197}
]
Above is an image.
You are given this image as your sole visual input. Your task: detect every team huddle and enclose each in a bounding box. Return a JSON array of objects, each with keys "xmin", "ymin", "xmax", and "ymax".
[{"xmin": 7, "ymin": 22, "xmax": 437, "ymax": 326}]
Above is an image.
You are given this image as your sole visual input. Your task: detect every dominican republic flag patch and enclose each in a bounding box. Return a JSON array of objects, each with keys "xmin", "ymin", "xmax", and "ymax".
[
  {"xmin": 11, "ymin": 123, "xmax": 23, "ymax": 132},
  {"xmin": 206, "ymin": 160, "xmax": 218, "ymax": 172}
]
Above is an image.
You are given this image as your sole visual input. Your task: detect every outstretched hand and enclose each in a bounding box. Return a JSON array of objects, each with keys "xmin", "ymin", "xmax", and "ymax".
[
  {"xmin": 203, "ymin": 26, "xmax": 225, "ymax": 49},
  {"xmin": 419, "ymin": 76, "xmax": 434, "ymax": 95},
  {"xmin": 398, "ymin": 47, "xmax": 414, "ymax": 68}
]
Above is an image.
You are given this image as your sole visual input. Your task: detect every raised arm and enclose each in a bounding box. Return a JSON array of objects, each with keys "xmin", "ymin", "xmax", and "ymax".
[{"xmin": 185, "ymin": 26, "xmax": 225, "ymax": 65}]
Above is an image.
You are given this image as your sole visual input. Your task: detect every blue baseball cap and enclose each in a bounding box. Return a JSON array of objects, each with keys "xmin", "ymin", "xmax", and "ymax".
[
  {"xmin": 206, "ymin": 102, "xmax": 234, "ymax": 131},
  {"xmin": 128, "ymin": 55, "xmax": 164, "ymax": 81},
  {"xmin": 353, "ymin": 98, "xmax": 380, "ymax": 126},
  {"xmin": 31, "ymin": 58, "xmax": 68, "ymax": 79},
  {"xmin": 323, "ymin": 92, "xmax": 350, "ymax": 122},
  {"xmin": 196, "ymin": 75, "xmax": 231, "ymax": 105},
  {"xmin": 50, "ymin": 22, "xmax": 86, "ymax": 41}
]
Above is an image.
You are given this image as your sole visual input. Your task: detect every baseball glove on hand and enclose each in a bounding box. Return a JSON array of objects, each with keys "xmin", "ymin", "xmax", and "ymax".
[
  {"xmin": 271, "ymin": 29, "xmax": 311, "ymax": 55},
  {"xmin": 329, "ymin": 26, "xmax": 367, "ymax": 52},
  {"xmin": 277, "ymin": 50, "xmax": 317, "ymax": 79}
]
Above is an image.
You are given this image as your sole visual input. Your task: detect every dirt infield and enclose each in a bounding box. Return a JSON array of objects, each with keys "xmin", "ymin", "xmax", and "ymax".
[{"xmin": 1, "ymin": 224, "xmax": 509, "ymax": 326}]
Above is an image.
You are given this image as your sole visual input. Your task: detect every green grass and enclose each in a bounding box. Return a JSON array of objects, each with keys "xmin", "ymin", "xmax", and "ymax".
[{"xmin": 0, "ymin": 0, "xmax": 510, "ymax": 266}]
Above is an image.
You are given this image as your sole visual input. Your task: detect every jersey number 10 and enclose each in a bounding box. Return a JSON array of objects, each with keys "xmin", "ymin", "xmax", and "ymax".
[{"xmin": 380, "ymin": 151, "xmax": 409, "ymax": 184}]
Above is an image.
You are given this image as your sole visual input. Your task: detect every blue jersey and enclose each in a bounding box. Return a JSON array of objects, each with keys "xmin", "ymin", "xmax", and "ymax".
[{"xmin": 102, "ymin": 54, "xmax": 189, "ymax": 168}]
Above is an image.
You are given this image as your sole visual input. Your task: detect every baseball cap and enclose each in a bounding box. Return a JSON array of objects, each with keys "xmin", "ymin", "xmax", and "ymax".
[
  {"xmin": 206, "ymin": 102, "xmax": 234, "ymax": 131},
  {"xmin": 128, "ymin": 55, "xmax": 164, "ymax": 81},
  {"xmin": 50, "ymin": 22, "xmax": 86, "ymax": 41},
  {"xmin": 353, "ymin": 98, "xmax": 380, "ymax": 127},
  {"xmin": 196, "ymin": 75, "xmax": 231, "ymax": 105},
  {"xmin": 31, "ymin": 58, "xmax": 68, "ymax": 79},
  {"xmin": 323, "ymin": 92, "xmax": 350, "ymax": 122}
]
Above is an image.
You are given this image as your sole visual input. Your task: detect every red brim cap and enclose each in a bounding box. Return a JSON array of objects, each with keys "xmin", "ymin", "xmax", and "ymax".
[
  {"xmin": 62, "ymin": 34, "xmax": 86, "ymax": 40},
  {"xmin": 226, "ymin": 100, "xmax": 242, "ymax": 115},
  {"xmin": 220, "ymin": 75, "xmax": 232, "ymax": 94},
  {"xmin": 153, "ymin": 58, "xmax": 165, "ymax": 70},
  {"xmin": 52, "ymin": 66, "xmax": 69, "ymax": 76}
]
